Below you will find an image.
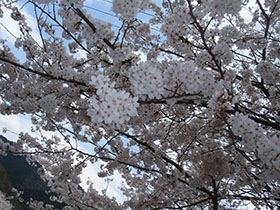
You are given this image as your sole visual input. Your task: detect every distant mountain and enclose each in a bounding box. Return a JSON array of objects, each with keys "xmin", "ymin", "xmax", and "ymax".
[{"xmin": 0, "ymin": 135, "xmax": 65, "ymax": 210}]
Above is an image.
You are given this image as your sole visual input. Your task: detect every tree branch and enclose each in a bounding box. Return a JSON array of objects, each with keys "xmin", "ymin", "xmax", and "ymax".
[
  {"xmin": 71, "ymin": 5, "xmax": 116, "ymax": 50},
  {"xmin": 30, "ymin": 1, "xmax": 89, "ymax": 53},
  {"xmin": 0, "ymin": 56, "xmax": 87, "ymax": 87},
  {"xmin": 116, "ymin": 130, "xmax": 191, "ymax": 178}
]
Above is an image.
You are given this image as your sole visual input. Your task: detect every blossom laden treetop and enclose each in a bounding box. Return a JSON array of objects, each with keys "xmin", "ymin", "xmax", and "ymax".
[{"xmin": 0, "ymin": 0, "xmax": 280, "ymax": 209}]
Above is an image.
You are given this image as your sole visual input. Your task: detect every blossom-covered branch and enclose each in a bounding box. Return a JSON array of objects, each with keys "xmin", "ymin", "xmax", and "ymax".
[{"xmin": 0, "ymin": 0, "xmax": 280, "ymax": 209}]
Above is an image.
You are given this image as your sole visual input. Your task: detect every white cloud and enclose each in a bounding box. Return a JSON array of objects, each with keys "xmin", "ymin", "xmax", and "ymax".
[
  {"xmin": 0, "ymin": 114, "xmax": 33, "ymax": 141},
  {"xmin": 80, "ymin": 161, "xmax": 126, "ymax": 203}
]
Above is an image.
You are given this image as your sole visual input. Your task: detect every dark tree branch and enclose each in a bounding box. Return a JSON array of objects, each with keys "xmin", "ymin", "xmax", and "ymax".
[
  {"xmin": 0, "ymin": 56, "xmax": 87, "ymax": 87},
  {"xmin": 30, "ymin": 1, "xmax": 89, "ymax": 53},
  {"xmin": 71, "ymin": 5, "xmax": 116, "ymax": 50},
  {"xmin": 186, "ymin": 0, "xmax": 224, "ymax": 79},
  {"xmin": 116, "ymin": 130, "xmax": 191, "ymax": 178}
]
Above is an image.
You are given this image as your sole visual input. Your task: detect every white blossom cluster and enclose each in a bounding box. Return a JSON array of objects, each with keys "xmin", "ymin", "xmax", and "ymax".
[
  {"xmin": 256, "ymin": 61, "xmax": 279, "ymax": 84},
  {"xmin": 88, "ymin": 74, "xmax": 139, "ymax": 126},
  {"xmin": 207, "ymin": 89, "xmax": 237, "ymax": 116},
  {"xmin": 28, "ymin": 200, "xmax": 54, "ymax": 210},
  {"xmin": 130, "ymin": 60, "xmax": 164, "ymax": 99},
  {"xmin": 164, "ymin": 61, "xmax": 219, "ymax": 97},
  {"xmin": 185, "ymin": 62, "xmax": 217, "ymax": 97},
  {"xmin": 112, "ymin": 0, "xmax": 151, "ymax": 19},
  {"xmin": 0, "ymin": 191, "xmax": 13, "ymax": 210},
  {"xmin": 160, "ymin": 5, "xmax": 192, "ymax": 55},
  {"xmin": 230, "ymin": 113, "xmax": 280, "ymax": 181},
  {"xmin": 161, "ymin": 5, "xmax": 190, "ymax": 39},
  {"xmin": 1, "ymin": 0, "xmax": 280, "ymax": 208},
  {"xmin": 130, "ymin": 60, "xmax": 219, "ymax": 100},
  {"xmin": 205, "ymin": 0, "xmax": 243, "ymax": 16},
  {"xmin": 212, "ymin": 41, "xmax": 234, "ymax": 65},
  {"xmin": 109, "ymin": 47, "xmax": 135, "ymax": 64},
  {"xmin": 38, "ymin": 94, "xmax": 58, "ymax": 115}
]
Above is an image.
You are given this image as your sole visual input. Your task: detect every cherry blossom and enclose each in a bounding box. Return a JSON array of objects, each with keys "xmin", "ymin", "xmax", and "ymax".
[
  {"xmin": 112, "ymin": 0, "xmax": 151, "ymax": 19},
  {"xmin": 0, "ymin": 191, "xmax": 13, "ymax": 210},
  {"xmin": 0, "ymin": 0, "xmax": 280, "ymax": 209}
]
